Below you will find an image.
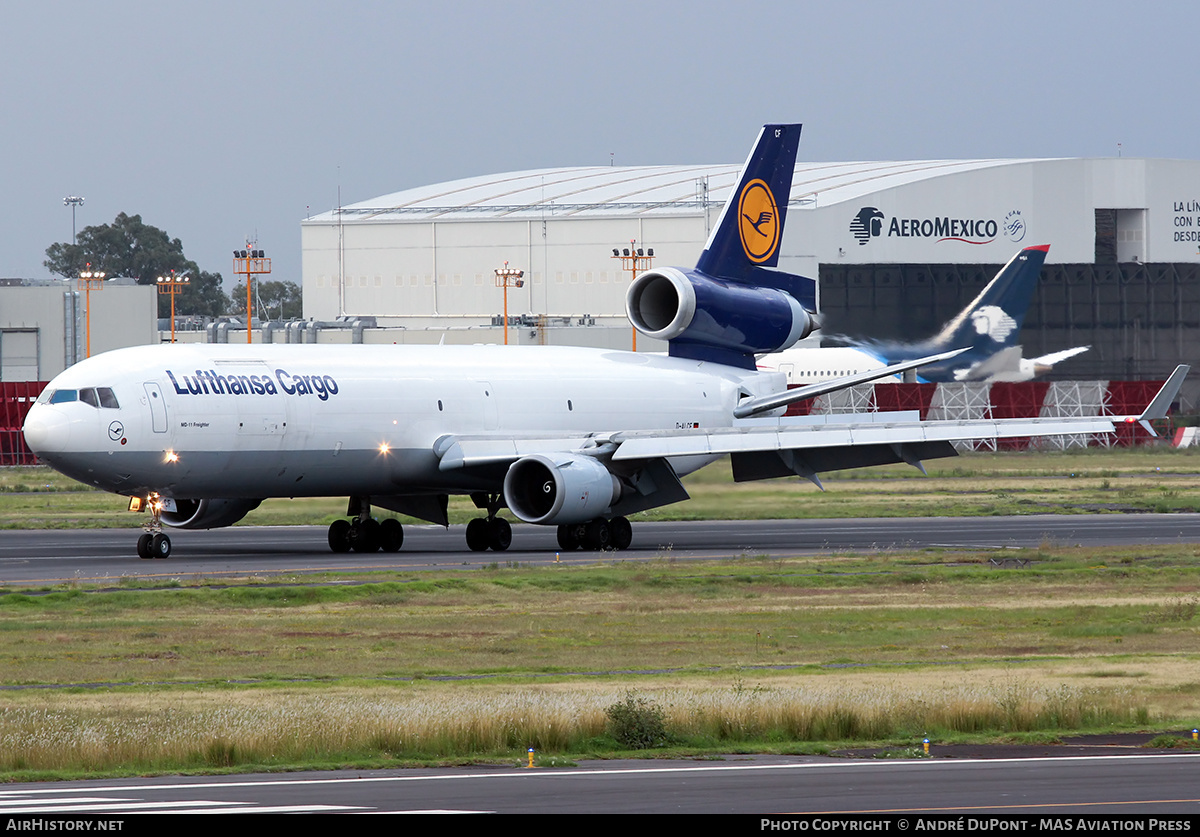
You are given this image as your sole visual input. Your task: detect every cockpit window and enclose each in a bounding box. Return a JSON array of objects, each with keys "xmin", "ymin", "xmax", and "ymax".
[{"xmin": 38, "ymin": 386, "xmax": 120, "ymax": 408}]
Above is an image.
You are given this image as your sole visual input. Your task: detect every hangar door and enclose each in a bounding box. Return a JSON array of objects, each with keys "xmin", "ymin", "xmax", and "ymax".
[{"xmin": 0, "ymin": 330, "xmax": 38, "ymax": 382}]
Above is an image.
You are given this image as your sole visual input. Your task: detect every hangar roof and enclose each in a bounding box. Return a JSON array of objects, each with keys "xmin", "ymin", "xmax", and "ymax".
[{"xmin": 308, "ymin": 158, "xmax": 1052, "ymax": 223}]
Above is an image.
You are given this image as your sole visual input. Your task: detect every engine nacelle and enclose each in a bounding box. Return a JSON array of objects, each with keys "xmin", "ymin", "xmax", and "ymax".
[
  {"xmin": 625, "ymin": 267, "xmax": 815, "ymax": 357},
  {"xmin": 503, "ymin": 454, "xmax": 620, "ymax": 525},
  {"xmin": 161, "ymin": 498, "xmax": 263, "ymax": 530}
]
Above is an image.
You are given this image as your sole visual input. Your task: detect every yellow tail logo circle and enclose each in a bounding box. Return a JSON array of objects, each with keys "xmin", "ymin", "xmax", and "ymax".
[{"xmin": 737, "ymin": 179, "xmax": 780, "ymax": 263}]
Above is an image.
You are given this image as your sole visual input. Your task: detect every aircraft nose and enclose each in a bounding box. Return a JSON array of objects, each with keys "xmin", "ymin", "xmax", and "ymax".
[{"xmin": 22, "ymin": 407, "xmax": 69, "ymax": 455}]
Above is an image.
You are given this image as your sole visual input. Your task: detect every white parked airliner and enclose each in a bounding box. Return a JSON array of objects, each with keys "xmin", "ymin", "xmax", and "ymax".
[{"xmin": 22, "ymin": 125, "xmax": 1187, "ymax": 559}]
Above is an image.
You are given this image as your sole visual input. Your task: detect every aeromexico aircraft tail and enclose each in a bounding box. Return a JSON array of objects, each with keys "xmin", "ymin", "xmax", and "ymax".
[
  {"xmin": 926, "ymin": 244, "xmax": 1049, "ymax": 355},
  {"xmin": 625, "ymin": 124, "xmax": 817, "ymax": 370},
  {"xmin": 859, "ymin": 244, "xmax": 1051, "ymax": 381}
]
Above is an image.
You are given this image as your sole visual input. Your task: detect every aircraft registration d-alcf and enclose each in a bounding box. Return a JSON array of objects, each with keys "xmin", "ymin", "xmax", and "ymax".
[
  {"xmin": 22, "ymin": 124, "xmax": 1189, "ymax": 560},
  {"xmin": 759, "ymin": 244, "xmax": 1090, "ymax": 384}
]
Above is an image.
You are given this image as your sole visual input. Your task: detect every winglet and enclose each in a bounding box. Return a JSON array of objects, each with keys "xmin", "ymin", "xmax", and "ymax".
[{"xmin": 1135, "ymin": 364, "xmax": 1190, "ymax": 435}]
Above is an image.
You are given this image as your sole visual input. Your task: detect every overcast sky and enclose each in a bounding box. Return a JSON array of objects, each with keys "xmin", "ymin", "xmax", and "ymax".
[{"xmin": 2, "ymin": 0, "xmax": 1196, "ymax": 288}]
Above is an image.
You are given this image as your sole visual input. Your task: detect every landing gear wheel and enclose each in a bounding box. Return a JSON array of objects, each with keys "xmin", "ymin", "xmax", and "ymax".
[
  {"xmin": 488, "ymin": 517, "xmax": 512, "ymax": 552},
  {"xmin": 379, "ymin": 518, "xmax": 404, "ymax": 552},
  {"xmin": 150, "ymin": 533, "xmax": 171, "ymax": 559},
  {"xmin": 351, "ymin": 518, "xmax": 381, "ymax": 553},
  {"xmin": 608, "ymin": 516, "xmax": 633, "ymax": 551},
  {"xmin": 583, "ymin": 518, "xmax": 611, "ymax": 551},
  {"xmin": 328, "ymin": 519, "xmax": 352, "ymax": 553},
  {"xmin": 466, "ymin": 518, "xmax": 490, "ymax": 552},
  {"xmin": 137, "ymin": 533, "xmax": 153, "ymax": 560},
  {"xmin": 557, "ymin": 524, "xmax": 580, "ymax": 551}
]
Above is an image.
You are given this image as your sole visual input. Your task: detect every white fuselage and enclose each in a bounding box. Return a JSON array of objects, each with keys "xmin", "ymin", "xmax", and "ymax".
[
  {"xmin": 758, "ymin": 346, "xmax": 892, "ymax": 384},
  {"xmin": 23, "ymin": 343, "xmax": 782, "ymax": 502}
]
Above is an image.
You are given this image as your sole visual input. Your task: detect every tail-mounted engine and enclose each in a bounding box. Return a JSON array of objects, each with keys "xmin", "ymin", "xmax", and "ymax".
[
  {"xmin": 626, "ymin": 267, "xmax": 814, "ymax": 368},
  {"xmin": 161, "ymin": 498, "xmax": 263, "ymax": 530},
  {"xmin": 503, "ymin": 454, "xmax": 620, "ymax": 525}
]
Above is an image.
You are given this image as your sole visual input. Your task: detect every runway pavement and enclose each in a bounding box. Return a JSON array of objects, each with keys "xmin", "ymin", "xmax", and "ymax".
[
  {"xmin": 1, "ymin": 513, "xmax": 1198, "ymax": 585},
  {"xmin": 1, "ymin": 753, "xmax": 1198, "ymax": 814}
]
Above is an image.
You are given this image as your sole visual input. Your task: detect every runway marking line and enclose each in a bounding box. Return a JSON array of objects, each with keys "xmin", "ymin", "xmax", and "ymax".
[{"xmin": 1, "ymin": 752, "xmax": 1196, "ymax": 798}]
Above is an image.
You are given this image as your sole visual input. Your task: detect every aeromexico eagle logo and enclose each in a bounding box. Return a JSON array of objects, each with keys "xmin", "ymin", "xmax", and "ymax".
[
  {"xmin": 738, "ymin": 178, "xmax": 781, "ymax": 263},
  {"xmin": 849, "ymin": 207, "xmax": 1026, "ymax": 245},
  {"xmin": 970, "ymin": 305, "xmax": 1018, "ymax": 342}
]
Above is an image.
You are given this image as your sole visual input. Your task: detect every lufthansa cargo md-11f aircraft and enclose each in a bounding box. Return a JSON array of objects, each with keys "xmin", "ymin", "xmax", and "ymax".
[{"xmin": 22, "ymin": 125, "xmax": 1188, "ymax": 559}]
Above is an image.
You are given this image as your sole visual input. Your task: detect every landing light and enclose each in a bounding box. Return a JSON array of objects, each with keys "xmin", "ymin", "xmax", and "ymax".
[
  {"xmin": 378, "ymin": 442, "xmax": 391, "ymax": 455},
  {"xmin": 164, "ymin": 450, "xmax": 179, "ymax": 463}
]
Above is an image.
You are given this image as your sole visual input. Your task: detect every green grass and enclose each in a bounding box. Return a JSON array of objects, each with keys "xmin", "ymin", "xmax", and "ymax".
[
  {"xmin": 3, "ymin": 449, "xmax": 1200, "ymax": 776},
  {"xmin": 0, "ymin": 544, "xmax": 1198, "ymax": 776}
]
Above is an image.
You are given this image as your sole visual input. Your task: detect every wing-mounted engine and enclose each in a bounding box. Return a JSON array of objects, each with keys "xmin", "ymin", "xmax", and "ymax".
[
  {"xmin": 625, "ymin": 268, "xmax": 814, "ymax": 369},
  {"xmin": 161, "ymin": 498, "xmax": 263, "ymax": 530},
  {"xmin": 503, "ymin": 454, "xmax": 620, "ymax": 525}
]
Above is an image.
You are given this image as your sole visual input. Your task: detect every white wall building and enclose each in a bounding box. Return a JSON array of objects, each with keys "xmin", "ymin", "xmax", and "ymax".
[
  {"xmin": 0, "ymin": 279, "xmax": 158, "ymax": 381},
  {"xmin": 300, "ymin": 156, "xmax": 1200, "ymax": 381}
]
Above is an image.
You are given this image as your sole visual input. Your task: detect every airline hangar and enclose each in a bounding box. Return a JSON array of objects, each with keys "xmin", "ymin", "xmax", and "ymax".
[{"xmin": 300, "ymin": 156, "xmax": 1200, "ymax": 384}]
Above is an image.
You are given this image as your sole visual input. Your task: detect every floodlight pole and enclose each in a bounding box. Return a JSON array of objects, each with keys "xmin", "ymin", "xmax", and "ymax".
[
  {"xmin": 233, "ymin": 246, "xmax": 271, "ymax": 344},
  {"xmin": 157, "ymin": 271, "xmax": 190, "ymax": 343},
  {"xmin": 612, "ymin": 239, "xmax": 654, "ymax": 351},
  {"xmin": 494, "ymin": 261, "xmax": 525, "ymax": 346},
  {"xmin": 77, "ymin": 263, "xmax": 106, "ymax": 358},
  {"xmin": 63, "ymin": 196, "xmax": 84, "ymax": 245}
]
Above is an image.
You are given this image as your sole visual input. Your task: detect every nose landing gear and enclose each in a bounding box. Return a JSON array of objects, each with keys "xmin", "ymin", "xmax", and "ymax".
[{"xmin": 134, "ymin": 493, "xmax": 171, "ymax": 559}]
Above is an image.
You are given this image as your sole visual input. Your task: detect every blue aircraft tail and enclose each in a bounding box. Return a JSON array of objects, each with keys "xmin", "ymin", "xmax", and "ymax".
[
  {"xmin": 852, "ymin": 244, "xmax": 1051, "ymax": 381},
  {"xmin": 625, "ymin": 123, "xmax": 817, "ymax": 369},
  {"xmin": 693, "ymin": 123, "xmax": 812, "ymax": 305},
  {"xmin": 927, "ymin": 244, "xmax": 1049, "ymax": 354}
]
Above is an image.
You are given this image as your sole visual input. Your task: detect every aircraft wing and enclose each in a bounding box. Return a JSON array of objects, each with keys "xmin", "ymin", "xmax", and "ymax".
[
  {"xmin": 436, "ymin": 435, "xmax": 614, "ymax": 472},
  {"xmin": 608, "ymin": 412, "xmax": 1120, "ymax": 462},
  {"xmin": 438, "ymin": 348, "xmax": 969, "ymax": 472},
  {"xmin": 952, "ymin": 345, "xmax": 1023, "ymax": 381},
  {"xmin": 438, "ymin": 365, "xmax": 1189, "ymax": 479}
]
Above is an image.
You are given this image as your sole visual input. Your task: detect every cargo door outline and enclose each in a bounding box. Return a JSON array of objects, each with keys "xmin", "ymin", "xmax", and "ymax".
[{"xmin": 143, "ymin": 382, "xmax": 168, "ymax": 433}]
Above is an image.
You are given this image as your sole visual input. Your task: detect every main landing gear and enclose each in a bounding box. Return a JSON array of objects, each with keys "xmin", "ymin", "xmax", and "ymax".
[
  {"xmin": 135, "ymin": 493, "xmax": 171, "ymax": 559},
  {"xmin": 556, "ymin": 515, "xmax": 632, "ymax": 552},
  {"xmin": 328, "ymin": 496, "xmax": 404, "ymax": 554},
  {"xmin": 466, "ymin": 493, "xmax": 512, "ymax": 552}
]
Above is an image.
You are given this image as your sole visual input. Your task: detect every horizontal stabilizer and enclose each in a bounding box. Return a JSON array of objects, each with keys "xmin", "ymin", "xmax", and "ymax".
[{"xmin": 1031, "ymin": 346, "xmax": 1090, "ymax": 367}]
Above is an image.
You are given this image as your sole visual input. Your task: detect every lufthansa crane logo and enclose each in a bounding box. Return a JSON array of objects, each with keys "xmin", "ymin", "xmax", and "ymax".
[{"xmin": 738, "ymin": 179, "xmax": 780, "ymax": 263}]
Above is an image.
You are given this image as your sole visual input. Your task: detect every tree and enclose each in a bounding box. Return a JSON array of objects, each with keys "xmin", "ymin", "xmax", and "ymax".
[
  {"xmin": 44, "ymin": 212, "xmax": 228, "ymax": 317},
  {"xmin": 230, "ymin": 279, "xmax": 303, "ymax": 321}
]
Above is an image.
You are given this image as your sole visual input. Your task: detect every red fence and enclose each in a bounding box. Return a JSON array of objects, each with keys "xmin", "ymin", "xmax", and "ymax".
[
  {"xmin": 782, "ymin": 379, "xmax": 1171, "ymax": 448},
  {"xmin": 1, "ymin": 382, "xmax": 47, "ymax": 466}
]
